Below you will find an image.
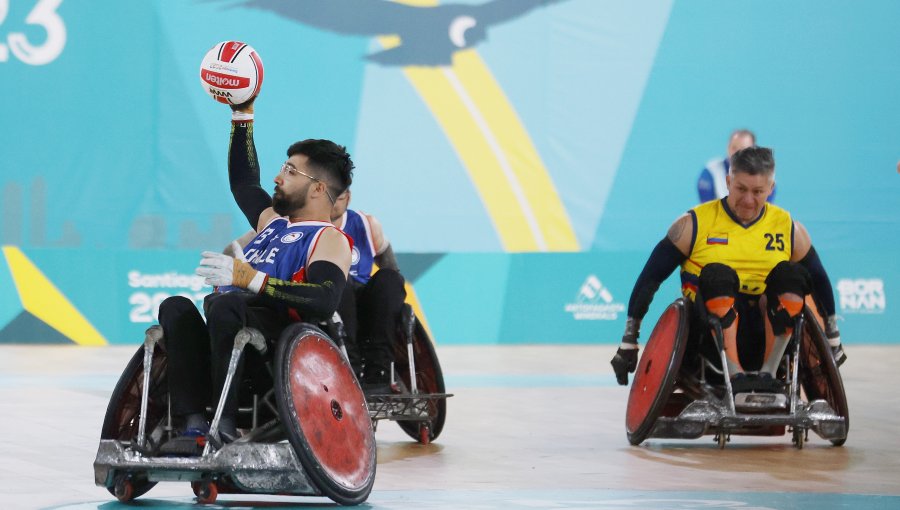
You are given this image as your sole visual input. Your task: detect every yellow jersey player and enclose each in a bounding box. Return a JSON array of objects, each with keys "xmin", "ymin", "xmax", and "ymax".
[{"xmin": 611, "ymin": 146, "xmax": 846, "ymax": 393}]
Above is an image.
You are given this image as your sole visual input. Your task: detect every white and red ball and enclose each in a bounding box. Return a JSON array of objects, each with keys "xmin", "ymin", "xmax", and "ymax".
[{"xmin": 199, "ymin": 41, "xmax": 264, "ymax": 105}]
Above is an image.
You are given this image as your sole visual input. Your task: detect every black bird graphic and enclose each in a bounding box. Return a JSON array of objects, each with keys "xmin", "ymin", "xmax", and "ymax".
[{"xmin": 239, "ymin": 0, "xmax": 567, "ymax": 66}]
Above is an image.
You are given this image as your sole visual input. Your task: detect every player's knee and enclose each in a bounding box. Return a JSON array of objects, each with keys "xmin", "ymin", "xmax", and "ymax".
[
  {"xmin": 699, "ymin": 263, "xmax": 739, "ymax": 299},
  {"xmin": 369, "ymin": 269, "xmax": 407, "ymax": 300},
  {"xmin": 765, "ymin": 261, "xmax": 811, "ymax": 297},
  {"xmin": 157, "ymin": 295, "xmax": 196, "ymax": 323},
  {"xmin": 699, "ymin": 263, "xmax": 739, "ymax": 327}
]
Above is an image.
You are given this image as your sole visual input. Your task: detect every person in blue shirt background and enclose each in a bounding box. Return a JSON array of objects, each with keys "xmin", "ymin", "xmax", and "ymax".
[{"xmin": 698, "ymin": 129, "xmax": 775, "ymax": 204}]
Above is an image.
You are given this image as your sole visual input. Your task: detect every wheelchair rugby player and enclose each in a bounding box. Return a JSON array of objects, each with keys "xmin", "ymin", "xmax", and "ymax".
[
  {"xmin": 609, "ymin": 146, "xmax": 849, "ymax": 448},
  {"xmin": 94, "ymin": 94, "xmax": 376, "ymax": 504}
]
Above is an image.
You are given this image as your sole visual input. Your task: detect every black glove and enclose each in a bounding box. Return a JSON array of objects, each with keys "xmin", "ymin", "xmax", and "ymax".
[
  {"xmin": 610, "ymin": 317, "xmax": 640, "ymax": 386},
  {"xmin": 825, "ymin": 315, "xmax": 846, "ymax": 367},
  {"xmin": 611, "ymin": 346, "xmax": 638, "ymax": 385}
]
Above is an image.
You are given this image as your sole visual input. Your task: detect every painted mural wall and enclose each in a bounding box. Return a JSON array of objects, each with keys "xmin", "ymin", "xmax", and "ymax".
[{"xmin": 1, "ymin": 0, "xmax": 897, "ymax": 345}]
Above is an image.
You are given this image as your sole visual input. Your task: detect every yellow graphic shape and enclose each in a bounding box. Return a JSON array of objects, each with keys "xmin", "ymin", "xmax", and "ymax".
[
  {"xmin": 3, "ymin": 246, "xmax": 108, "ymax": 346},
  {"xmin": 381, "ymin": 1, "xmax": 579, "ymax": 252}
]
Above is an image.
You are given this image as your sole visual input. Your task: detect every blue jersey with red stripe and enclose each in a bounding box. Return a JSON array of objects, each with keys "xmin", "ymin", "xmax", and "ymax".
[
  {"xmin": 338, "ymin": 209, "xmax": 376, "ymax": 284},
  {"xmin": 217, "ymin": 217, "xmax": 336, "ymax": 293}
]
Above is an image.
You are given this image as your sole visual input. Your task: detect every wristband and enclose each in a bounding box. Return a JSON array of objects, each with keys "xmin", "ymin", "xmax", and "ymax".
[
  {"xmin": 231, "ymin": 110, "xmax": 254, "ymax": 122},
  {"xmin": 247, "ymin": 271, "xmax": 267, "ymax": 294},
  {"xmin": 232, "ymin": 259, "xmax": 262, "ymax": 291}
]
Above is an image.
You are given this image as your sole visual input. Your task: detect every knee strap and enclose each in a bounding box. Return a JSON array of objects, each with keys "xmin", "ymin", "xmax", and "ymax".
[
  {"xmin": 705, "ymin": 296, "xmax": 738, "ymax": 328},
  {"xmin": 765, "ymin": 261, "xmax": 811, "ymax": 336},
  {"xmin": 699, "ymin": 263, "xmax": 740, "ymax": 329},
  {"xmin": 767, "ymin": 294, "xmax": 804, "ymax": 336}
]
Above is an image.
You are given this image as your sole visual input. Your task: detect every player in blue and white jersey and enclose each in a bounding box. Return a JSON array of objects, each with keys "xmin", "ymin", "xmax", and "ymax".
[
  {"xmin": 331, "ymin": 189, "xmax": 406, "ymax": 393},
  {"xmin": 155, "ymin": 99, "xmax": 354, "ymax": 453}
]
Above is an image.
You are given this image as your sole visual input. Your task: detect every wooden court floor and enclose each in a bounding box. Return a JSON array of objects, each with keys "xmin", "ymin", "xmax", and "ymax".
[{"xmin": 1, "ymin": 344, "xmax": 898, "ymax": 509}]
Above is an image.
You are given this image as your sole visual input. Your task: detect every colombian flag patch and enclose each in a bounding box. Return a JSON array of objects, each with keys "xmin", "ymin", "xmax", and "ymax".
[{"xmin": 707, "ymin": 233, "xmax": 728, "ymax": 245}]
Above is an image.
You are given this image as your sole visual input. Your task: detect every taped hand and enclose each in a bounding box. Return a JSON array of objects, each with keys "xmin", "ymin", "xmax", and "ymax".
[{"xmin": 196, "ymin": 251, "xmax": 264, "ymax": 292}]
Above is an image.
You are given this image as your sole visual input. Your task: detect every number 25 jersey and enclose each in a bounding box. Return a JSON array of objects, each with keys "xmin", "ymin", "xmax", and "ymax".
[{"xmin": 681, "ymin": 199, "xmax": 793, "ymax": 298}]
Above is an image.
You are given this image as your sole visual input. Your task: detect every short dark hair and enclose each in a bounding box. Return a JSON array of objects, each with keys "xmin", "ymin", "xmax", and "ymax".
[
  {"xmin": 730, "ymin": 146, "xmax": 774, "ymax": 177},
  {"xmin": 286, "ymin": 139, "xmax": 354, "ymax": 197}
]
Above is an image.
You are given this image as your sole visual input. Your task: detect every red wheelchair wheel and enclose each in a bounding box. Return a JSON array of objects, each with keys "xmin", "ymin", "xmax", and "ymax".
[
  {"xmin": 275, "ymin": 324, "xmax": 376, "ymax": 505},
  {"xmin": 799, "ymin": 306, "xmax": 849, "ymax": 446},
  {"xmin": 626, "ymin": 298, "xmax": 690, "ymax": 445}
]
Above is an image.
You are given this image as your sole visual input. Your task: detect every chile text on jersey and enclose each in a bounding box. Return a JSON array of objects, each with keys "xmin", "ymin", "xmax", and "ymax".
[{"xmin": 216, "ymin": 217, "xmax": 337, "ymax": 293}]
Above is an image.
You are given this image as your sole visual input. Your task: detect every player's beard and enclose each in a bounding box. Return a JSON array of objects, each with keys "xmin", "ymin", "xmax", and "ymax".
[{"xmin": 272, "ymin": 186, "xmax": 307, "ymax": 216}]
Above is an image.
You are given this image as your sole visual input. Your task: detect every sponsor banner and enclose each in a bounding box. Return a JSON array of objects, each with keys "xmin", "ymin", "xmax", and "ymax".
[
  {"xmin": 413, "ymin": 252, "xmax": 680, "ymax": 345},
  {"xmin": 0, "ymin": 249, "xmax": 897, "ymax": 345},
  {"xmin": 0, "ymin": 1, "xmax": 897, "ymax": 346},
  {"xmin": 564, "ymin": 275, "xmax": 626, "ymax": 321},
  {"xmin": 414, "ymin": 251, "xmax": 899, "ymax": 345},
  {"xmin": 837, "ymin": 278, "xmax": 885, "ymax": 315}
]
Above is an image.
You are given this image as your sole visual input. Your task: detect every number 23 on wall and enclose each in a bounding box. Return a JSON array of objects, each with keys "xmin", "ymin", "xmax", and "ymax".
[{"xmin": 0, "ymin": 0, "xmax": 66, "ymax": 65}]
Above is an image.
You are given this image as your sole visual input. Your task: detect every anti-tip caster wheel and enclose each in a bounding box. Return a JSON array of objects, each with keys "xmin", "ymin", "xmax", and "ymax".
[
  {"xmin": 793, "ymin": 428, "xmax": 806, "ymax": 450},
  {"xmin": 192, "ymin": 480, "xmax": 218, "ymax": 504},
  {"xmin": 716, "ymin": 432, "xmax": 728, "ymax": 449},
  {"xmin": 113, "ymin": 475, "xmax": 134, "ymax": 502},
  {"xmin": 419, "ymin": 424, "xmax": 431, "ymax": 445}
]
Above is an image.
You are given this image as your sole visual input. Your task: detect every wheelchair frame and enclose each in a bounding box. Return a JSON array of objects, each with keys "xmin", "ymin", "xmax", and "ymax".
[
  {"xmin": 93, "ymin": 323, "xmax": 376, "ymax": 505},
  {"xmin": 332, "ymin": 304, "xmax": 452, "ymax": 445},
  {"xmin": 626, "ymin": 298, "xmax": 849, "ymax": 449}
]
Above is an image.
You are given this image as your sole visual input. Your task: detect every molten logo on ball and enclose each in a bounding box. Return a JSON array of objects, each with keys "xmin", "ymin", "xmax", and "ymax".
[
  {"xmin": 202, "ymin": 70, "xmax": 249, "ymax": 89},
  {"xmin": 199, "ymin": 41, "xmax": 264, "ymax": 105}
]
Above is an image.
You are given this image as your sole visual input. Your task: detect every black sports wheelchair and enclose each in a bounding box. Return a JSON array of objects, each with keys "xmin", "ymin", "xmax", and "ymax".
[
  {"xmin": 625, "ymin": 297, "xmax": 848, "ymax": 449},
  {"xmin": 93, "ymin": 304, "xmax": 449, "ymax": 504}
]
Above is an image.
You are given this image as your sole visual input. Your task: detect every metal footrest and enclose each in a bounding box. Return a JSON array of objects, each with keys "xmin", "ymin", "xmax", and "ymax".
[
  {"xmin": 734, "ymin": 392, "xmax": 788, "ymax": 411},
  {"xmin": 366, "ymin": 393, "xmax": 453, "ymax": 422}
]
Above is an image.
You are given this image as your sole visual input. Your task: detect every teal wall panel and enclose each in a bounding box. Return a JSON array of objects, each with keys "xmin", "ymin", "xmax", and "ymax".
[{"xmin": 0, "ymin": 1, "xmax": 896, "ymax": 344}]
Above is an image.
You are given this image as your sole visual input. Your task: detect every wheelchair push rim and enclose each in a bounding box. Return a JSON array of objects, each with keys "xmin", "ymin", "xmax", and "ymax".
[
  {"xmin": 626, "ymin": 298, "xmax": 690, "ymax": 445},
  {"xmin": 275, "ymin": 324, "xmax": 376, "ymax": 505}
]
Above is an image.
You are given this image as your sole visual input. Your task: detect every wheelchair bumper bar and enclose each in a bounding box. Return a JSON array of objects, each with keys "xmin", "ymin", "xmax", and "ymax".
[
  {"xmin": 648, "ymin": 398, "xmax": 848, "ymax": 442},
  {"xmin": 94, "ymin": 439, "xmax": 321, "ymax": 496}
]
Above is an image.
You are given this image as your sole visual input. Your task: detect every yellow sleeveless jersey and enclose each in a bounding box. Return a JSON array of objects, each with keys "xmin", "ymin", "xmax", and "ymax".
[{"xmin": 681, "ymin": 199, "xmax": 793, "ymax": 299}]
